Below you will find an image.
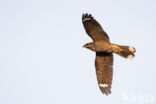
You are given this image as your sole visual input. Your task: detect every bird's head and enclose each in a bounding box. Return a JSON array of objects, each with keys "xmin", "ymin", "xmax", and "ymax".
[{"xmin": 83, "ymin": 42, "xmax": 95, "ymax": 51}]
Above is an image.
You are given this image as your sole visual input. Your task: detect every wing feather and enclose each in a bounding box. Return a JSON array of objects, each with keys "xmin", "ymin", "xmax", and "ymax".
[
  {"xmin": 82, "ymin": 13, "xmax": 110, "ymax": 42},
  {"xmin": 95, "ymin": 52, "xmax": 113, "ymax": 95}
]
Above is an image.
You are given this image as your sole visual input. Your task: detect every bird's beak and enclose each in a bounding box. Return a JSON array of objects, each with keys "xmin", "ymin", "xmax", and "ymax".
[
  {"xmin": 83, "ymin": 44, "xmax": 87, "ymax": 48},
  {"xmin": 83, "ymin": 44, "xmax": 86, "ymax": 48}
]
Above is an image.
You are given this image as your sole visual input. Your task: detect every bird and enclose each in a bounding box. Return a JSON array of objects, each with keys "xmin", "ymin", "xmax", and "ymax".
[{"xmin": 82, "ymin": 13, "xmax": 136, "ymax": 95}]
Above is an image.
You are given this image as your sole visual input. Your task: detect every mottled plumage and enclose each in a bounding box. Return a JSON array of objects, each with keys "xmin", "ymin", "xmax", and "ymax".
[{"xmin": 82, "ymin": 13, "xmax": 136, "ymax": 95}]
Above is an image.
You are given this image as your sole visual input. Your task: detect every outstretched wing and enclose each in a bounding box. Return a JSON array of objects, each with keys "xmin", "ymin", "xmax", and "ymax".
[
  {"xmin": 82, "ymin": 13, "xmax": 110, "ymax": 42},
  {"xmin": 95, "ymin": 52, "xmax": 113, "ymax": 95}
]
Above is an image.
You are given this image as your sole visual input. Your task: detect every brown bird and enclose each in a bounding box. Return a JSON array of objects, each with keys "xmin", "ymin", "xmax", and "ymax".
[{"xmin": 82, "ymin": 13, "xmax": 136, "ymax": 95}]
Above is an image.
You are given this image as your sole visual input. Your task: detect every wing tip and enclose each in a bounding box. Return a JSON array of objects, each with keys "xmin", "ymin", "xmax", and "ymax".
[
  {"xmin": 100, "ymin": 88, "xmax": 112, "ymax": 96},
  {"xmin": 99, "ymin": 83, "xmax": 112, "ymax": 95},
  {"xmin": 82, "ymin": 13, "xmax": 94, "ymax": 22}
]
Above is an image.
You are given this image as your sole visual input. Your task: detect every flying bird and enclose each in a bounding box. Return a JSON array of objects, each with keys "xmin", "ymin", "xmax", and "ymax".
[{"xmin": 82, "ymin": 13, "xmax": 136, "ymax": 95}]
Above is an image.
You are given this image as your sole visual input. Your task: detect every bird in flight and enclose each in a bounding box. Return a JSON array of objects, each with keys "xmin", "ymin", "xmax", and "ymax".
[{"xmin": 82, "ymin": 13, "xmax": 136, "ymax": 95}]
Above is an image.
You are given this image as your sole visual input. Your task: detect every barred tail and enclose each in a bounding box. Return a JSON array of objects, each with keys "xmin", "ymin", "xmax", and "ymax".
[{"xmin": 112, "ymin": 45, "xmax": 136, "ymax": 59}]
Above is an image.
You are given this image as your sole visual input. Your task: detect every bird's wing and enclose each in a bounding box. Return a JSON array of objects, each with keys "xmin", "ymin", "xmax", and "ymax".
[
  {"xmin": 82, "ymin": 13, "xmax": 110, "ymax": 42},
  {"xmin": 95, "ymin": 52, "xmax": 113, "ymax": 95}
]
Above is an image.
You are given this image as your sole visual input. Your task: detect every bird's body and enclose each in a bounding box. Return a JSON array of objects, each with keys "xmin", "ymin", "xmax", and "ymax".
[
  {"xmin": 84, "ymin": 42, "xmax": 122, "ymax": 53},
  {"xmin": 82, "ymin": 13, "xmax": 136, "ymax": 95}
]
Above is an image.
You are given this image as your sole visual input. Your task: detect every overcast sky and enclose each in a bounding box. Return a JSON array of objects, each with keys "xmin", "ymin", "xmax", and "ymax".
[{"xmin": 0, "ymin": 0, "xmax": 156, "ymax": 104}]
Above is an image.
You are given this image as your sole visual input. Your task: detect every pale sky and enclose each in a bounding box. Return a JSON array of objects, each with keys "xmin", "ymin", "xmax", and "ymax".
[{"xmin": 0, "ymin": 0, "xmax": 156, "ymax": 104}]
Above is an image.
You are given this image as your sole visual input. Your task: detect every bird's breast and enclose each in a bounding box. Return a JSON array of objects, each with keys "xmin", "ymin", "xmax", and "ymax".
[{"xmin": 94, "ymin": 42, "xmax": 112, "ymax": 52}]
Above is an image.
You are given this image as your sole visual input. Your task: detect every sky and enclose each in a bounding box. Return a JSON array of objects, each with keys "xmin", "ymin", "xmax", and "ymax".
[{"xmin": 0, "ymin": 0, "xmax": 156, "ymax": 104}]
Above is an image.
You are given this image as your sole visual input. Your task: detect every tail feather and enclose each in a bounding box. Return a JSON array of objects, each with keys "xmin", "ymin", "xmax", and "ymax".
[
  {"xmin": 115, "ymin": 51, "xmax": 135, "ymax": 59},
  {"xmin": 112, "ymin": 45, "xmax": 136, "ymax": 59}
]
